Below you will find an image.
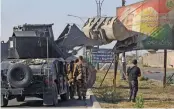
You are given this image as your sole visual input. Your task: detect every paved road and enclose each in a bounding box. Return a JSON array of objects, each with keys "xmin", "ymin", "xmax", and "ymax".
[
  {"xmin": 117, "ymin": 66, "xmax": 174, "ymax": 81},
  {"xmin": 2, "ymin": 95, "xmax": 92, "ymax": 108},
  {"xmin": 141, "ymin": 67, "xmax": 174, "ymax": 81}
]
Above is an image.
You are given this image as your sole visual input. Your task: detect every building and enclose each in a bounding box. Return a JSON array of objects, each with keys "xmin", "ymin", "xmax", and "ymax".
[{"xmin": 142, "ymin": 51, "xmax": 174, "ymax": 68}]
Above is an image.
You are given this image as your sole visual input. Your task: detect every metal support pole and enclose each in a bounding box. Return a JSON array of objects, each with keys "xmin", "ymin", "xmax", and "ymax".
[
  {"xmin": 100, "ymin": 59, "xmax": 114, "ymax": 87},
  {"xmin": 163, "ymin": 49, "xmax": 167, "ymax": 88},
  {"xmin": 121, "ymin": 52, "xmax": 126, "ymax": 80},
  {"xmin": 85, "ymin": 47, "xmax": 87, "ymax": 61},
  {"xmin": 136, "ymin": 50, "xmax": 138, "ymax": 60},
  {"xmin": 96, "ymin": 49, "xmax": 100, "ymax": 70},
  {"xmin": 121, "ymin": 0, "xmax": 126, "ymax": 80},
  {"xmin": 113, "ymin": 53, "xmax": 119, "ymax": 88},
  {"xmin": 46, "ymin": 36, "xmax": 50, "ymax": 86}
]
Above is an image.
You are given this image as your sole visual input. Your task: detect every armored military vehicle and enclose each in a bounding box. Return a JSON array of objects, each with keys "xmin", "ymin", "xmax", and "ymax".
[{"xmin": 1, "ymin": 24, "xmax": 70, "ymax": 107}]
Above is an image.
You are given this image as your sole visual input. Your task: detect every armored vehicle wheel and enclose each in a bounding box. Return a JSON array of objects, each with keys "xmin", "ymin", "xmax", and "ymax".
[
  {"xmin": 16, "ymin": 95, "xmax": 25, "ymax": 102},
  {"xmin": 7, "ymin": 63, "xmax": 33, "ymax": 88},
  {"xmin": 1, "ymin": 95, "xmax": 8, "ymax": 107},
  {"xmin": 60, "ymin": 84, "xmax": 69, "ymax": 101}
]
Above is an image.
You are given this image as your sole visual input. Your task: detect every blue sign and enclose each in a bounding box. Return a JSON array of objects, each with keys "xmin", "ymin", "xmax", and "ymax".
[{"xmin": 91, "ymin": 48, "xmax": 113, "ymax": 63}]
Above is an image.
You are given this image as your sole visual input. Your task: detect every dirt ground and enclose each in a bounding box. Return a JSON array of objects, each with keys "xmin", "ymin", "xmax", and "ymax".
[{"xmin": 92, "ymin": 71, "xmax": 174, "ymax": 108}]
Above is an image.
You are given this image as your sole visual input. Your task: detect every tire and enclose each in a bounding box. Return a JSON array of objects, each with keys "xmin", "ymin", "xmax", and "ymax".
[
  {"xmin": 60, "ymin": 84, "xmax": 69, "ymax": 101},
  {"xmin": 7, "ymin": 63, "xmax": 33, "ymax": 88},
  {"xmin": 16, "ymin": 96, "xmax": 25, "ymax": 102},
  {"xmin": 1, "ymin": 95, "xmax": 8, "ymax": 107}
]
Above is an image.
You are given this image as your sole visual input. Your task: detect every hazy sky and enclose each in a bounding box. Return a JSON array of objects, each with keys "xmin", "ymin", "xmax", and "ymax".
[{"xmin": 1, "ymin": 0, "xmax": 142, "ymax": 48}]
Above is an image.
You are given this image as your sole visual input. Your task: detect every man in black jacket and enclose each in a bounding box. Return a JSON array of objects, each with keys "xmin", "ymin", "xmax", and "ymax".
[{"xmin": 127, "ymin": 59, "xmax": 141, "ymax": 102}]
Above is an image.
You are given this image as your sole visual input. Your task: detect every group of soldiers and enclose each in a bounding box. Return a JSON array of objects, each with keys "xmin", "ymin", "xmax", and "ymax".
[
  {"xmin": 66, "ymin": 55, "xmax": 141, "ymax": 102},
  {"xmin": 66, "ymin": 56, "xmax": 89, "ymax": 100}
]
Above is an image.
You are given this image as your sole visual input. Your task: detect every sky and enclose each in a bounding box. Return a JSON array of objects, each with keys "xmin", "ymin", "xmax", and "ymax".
[{"xmin": 1, "ymin": 0, "xmax": 147, "ymax": 56}]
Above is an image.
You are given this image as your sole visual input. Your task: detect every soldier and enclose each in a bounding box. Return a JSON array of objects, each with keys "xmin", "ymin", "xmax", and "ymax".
[
  {"xmin": 75, "ymin": 56, "xmax": 89, "ymax": 100},
  {"xmin": 73, "ymin": 59, "xmax": 79, "ymax": 81},
  {"xmin": 72, "ymin": 59, "xmax": 79, "ymax": 97},
  {"xmin": 67, "ymin": 60, "xmax": 75, "ymax": 99},
  {"xmin": 127, "ymin": 59, "xmax": 141, "ymax": 102}
]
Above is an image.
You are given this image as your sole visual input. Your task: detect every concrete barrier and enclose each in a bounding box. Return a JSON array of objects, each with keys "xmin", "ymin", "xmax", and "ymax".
[{"xmin": 86, "ymin": 89, "xmax": 101, "ymax": 108}]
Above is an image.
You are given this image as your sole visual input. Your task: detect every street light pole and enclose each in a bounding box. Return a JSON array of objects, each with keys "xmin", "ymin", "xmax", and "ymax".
[
  {"xmin": 67, "ymin": 14, "xmax": 87, "ymax": 59},
  {"xmin": 94, "ymin": 0, "xmax": 104, "ymax": 70},
  {"xmin": 67, "ymin": 14, "xmax": 85, "ymax": 23}
]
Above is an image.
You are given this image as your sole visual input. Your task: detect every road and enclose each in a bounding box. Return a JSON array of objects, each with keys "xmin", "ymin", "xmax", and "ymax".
[
  {"xmin": 141, "ymin": 67, "xmax": 174, "ymax": 81},
  {"xmin": 117, "ymin": 66, "xmax": 174, "ymax": 81},
  {"xmin": 2, "ymin": 66, "xmax": 174, "ymax": 108},
  {"xmin": 2, "ymin": 95, "xmax": 92, "ymax": 108}
]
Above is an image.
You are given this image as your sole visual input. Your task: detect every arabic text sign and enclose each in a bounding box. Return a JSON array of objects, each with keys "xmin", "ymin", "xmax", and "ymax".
[{"xmin": 92, "ymin": 49, "xmax": 113, "ymax": 63}]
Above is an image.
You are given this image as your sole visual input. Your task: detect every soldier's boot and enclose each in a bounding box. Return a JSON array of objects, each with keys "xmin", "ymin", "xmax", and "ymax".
[
  {"xmin": 83, "ymin": 96, "xmax": 86, "ymax": 100},
  {"xmin": 132, "ymin": 93, "xmax": 137, "ymax": 102},
  {"xmin": 77, "ymin": 96, "xmax": 82, "ymax": 100},
  {"xmin": 128, "ymin": 92, "xmax": 132, "ymax": 102},
  {"xmin": 70, "ymin": 95, "xmax": 75, "ymax": 99},
  {"xmin": 128, "ymin": 96, "xmax": 132, "ymax": 102},
  {"xmin": 132, "ymin": 98, "xmax": 136, "ymax": 102},
  {"xmin": 82, "ymin": 91, "xmax": 87, "ymax": 100},
  {"xmin": 132, "ymin": 95, "xmax": 136, "ymax": 102}
]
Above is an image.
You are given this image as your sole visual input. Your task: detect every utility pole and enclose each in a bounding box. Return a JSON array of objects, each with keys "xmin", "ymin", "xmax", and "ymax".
[
  {"xmin": 122, "ymin": 0, "xmax": 126, "ymax": 6},
  {"xmin": 113, "ymin": 0, "xmax": 126, "ymax": 88},
  {"xmin": 121, "ymin": 0, "xmax": 126, "ymax": 80},
  {"xmin": 95, "ymin": 0, "xmax": 104, "ymax": 17},
  {"xmin": 163, "ymin": 49, "xmax": 167, "ymax": 88},
  {"xmin": 95, "ymin": 0, "xmax": 104, "ymax": 70}
]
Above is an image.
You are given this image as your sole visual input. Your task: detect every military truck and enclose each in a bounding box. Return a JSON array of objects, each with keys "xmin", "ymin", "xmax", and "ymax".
[
  {"xmin": 1, "ymin": 58, "xmax": 69, "ymax": 107},
  {"xmin": 1, "ymin": 24, "xmax": 70, "ymax": 107}
]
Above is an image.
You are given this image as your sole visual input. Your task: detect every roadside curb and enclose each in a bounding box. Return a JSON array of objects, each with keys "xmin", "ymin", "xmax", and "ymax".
[
  {"xmin": 150, "ymin": 79, "xmax": 161, "ymax": 82},
  {"xmin": 86, "ymin": 88, "xmax": 101, "ymax": 108}
]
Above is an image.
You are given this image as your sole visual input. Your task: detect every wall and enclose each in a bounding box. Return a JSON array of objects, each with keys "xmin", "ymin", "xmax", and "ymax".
[{"xmin": 142, "ymin": 51, "xmax": 174, "ymax": 68}]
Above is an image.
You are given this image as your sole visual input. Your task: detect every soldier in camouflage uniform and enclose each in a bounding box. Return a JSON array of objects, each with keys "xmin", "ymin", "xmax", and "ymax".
[
  {"xmin": 75, "ymin": 56, "xmax": 89, "ymax": 100},
  {"xmin": 67, "ymin": 61, "xmax": 75, "ymax": 99},
  {"xmin": 72, "ymin": 59, "xmax": 79, "ymax": 97}
]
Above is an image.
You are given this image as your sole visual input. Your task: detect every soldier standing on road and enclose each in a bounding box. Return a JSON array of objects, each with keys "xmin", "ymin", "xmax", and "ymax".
[
  {"xmin": 72, "ymin": 59, "xmax": 79, "ymax": 97},
  {"xmin": 127, "ymin": 59, "xmax": 141, "ymax": 102},
  {"xmin": 67, "ymin": 61, "xmax": 75, "ymax": 99},
  {"xmin": 75, "ymin": 56, "xmax": 89, "ymax": 100}
]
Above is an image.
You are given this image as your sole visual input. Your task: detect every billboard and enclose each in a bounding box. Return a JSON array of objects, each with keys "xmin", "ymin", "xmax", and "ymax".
[
  {"xmin": 91, "ymin": 49, "xmax": 113, "ymax": 63},
  {"xmin": 116, "ymin": 0, "xmax": 174, "ymax": 50}
]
